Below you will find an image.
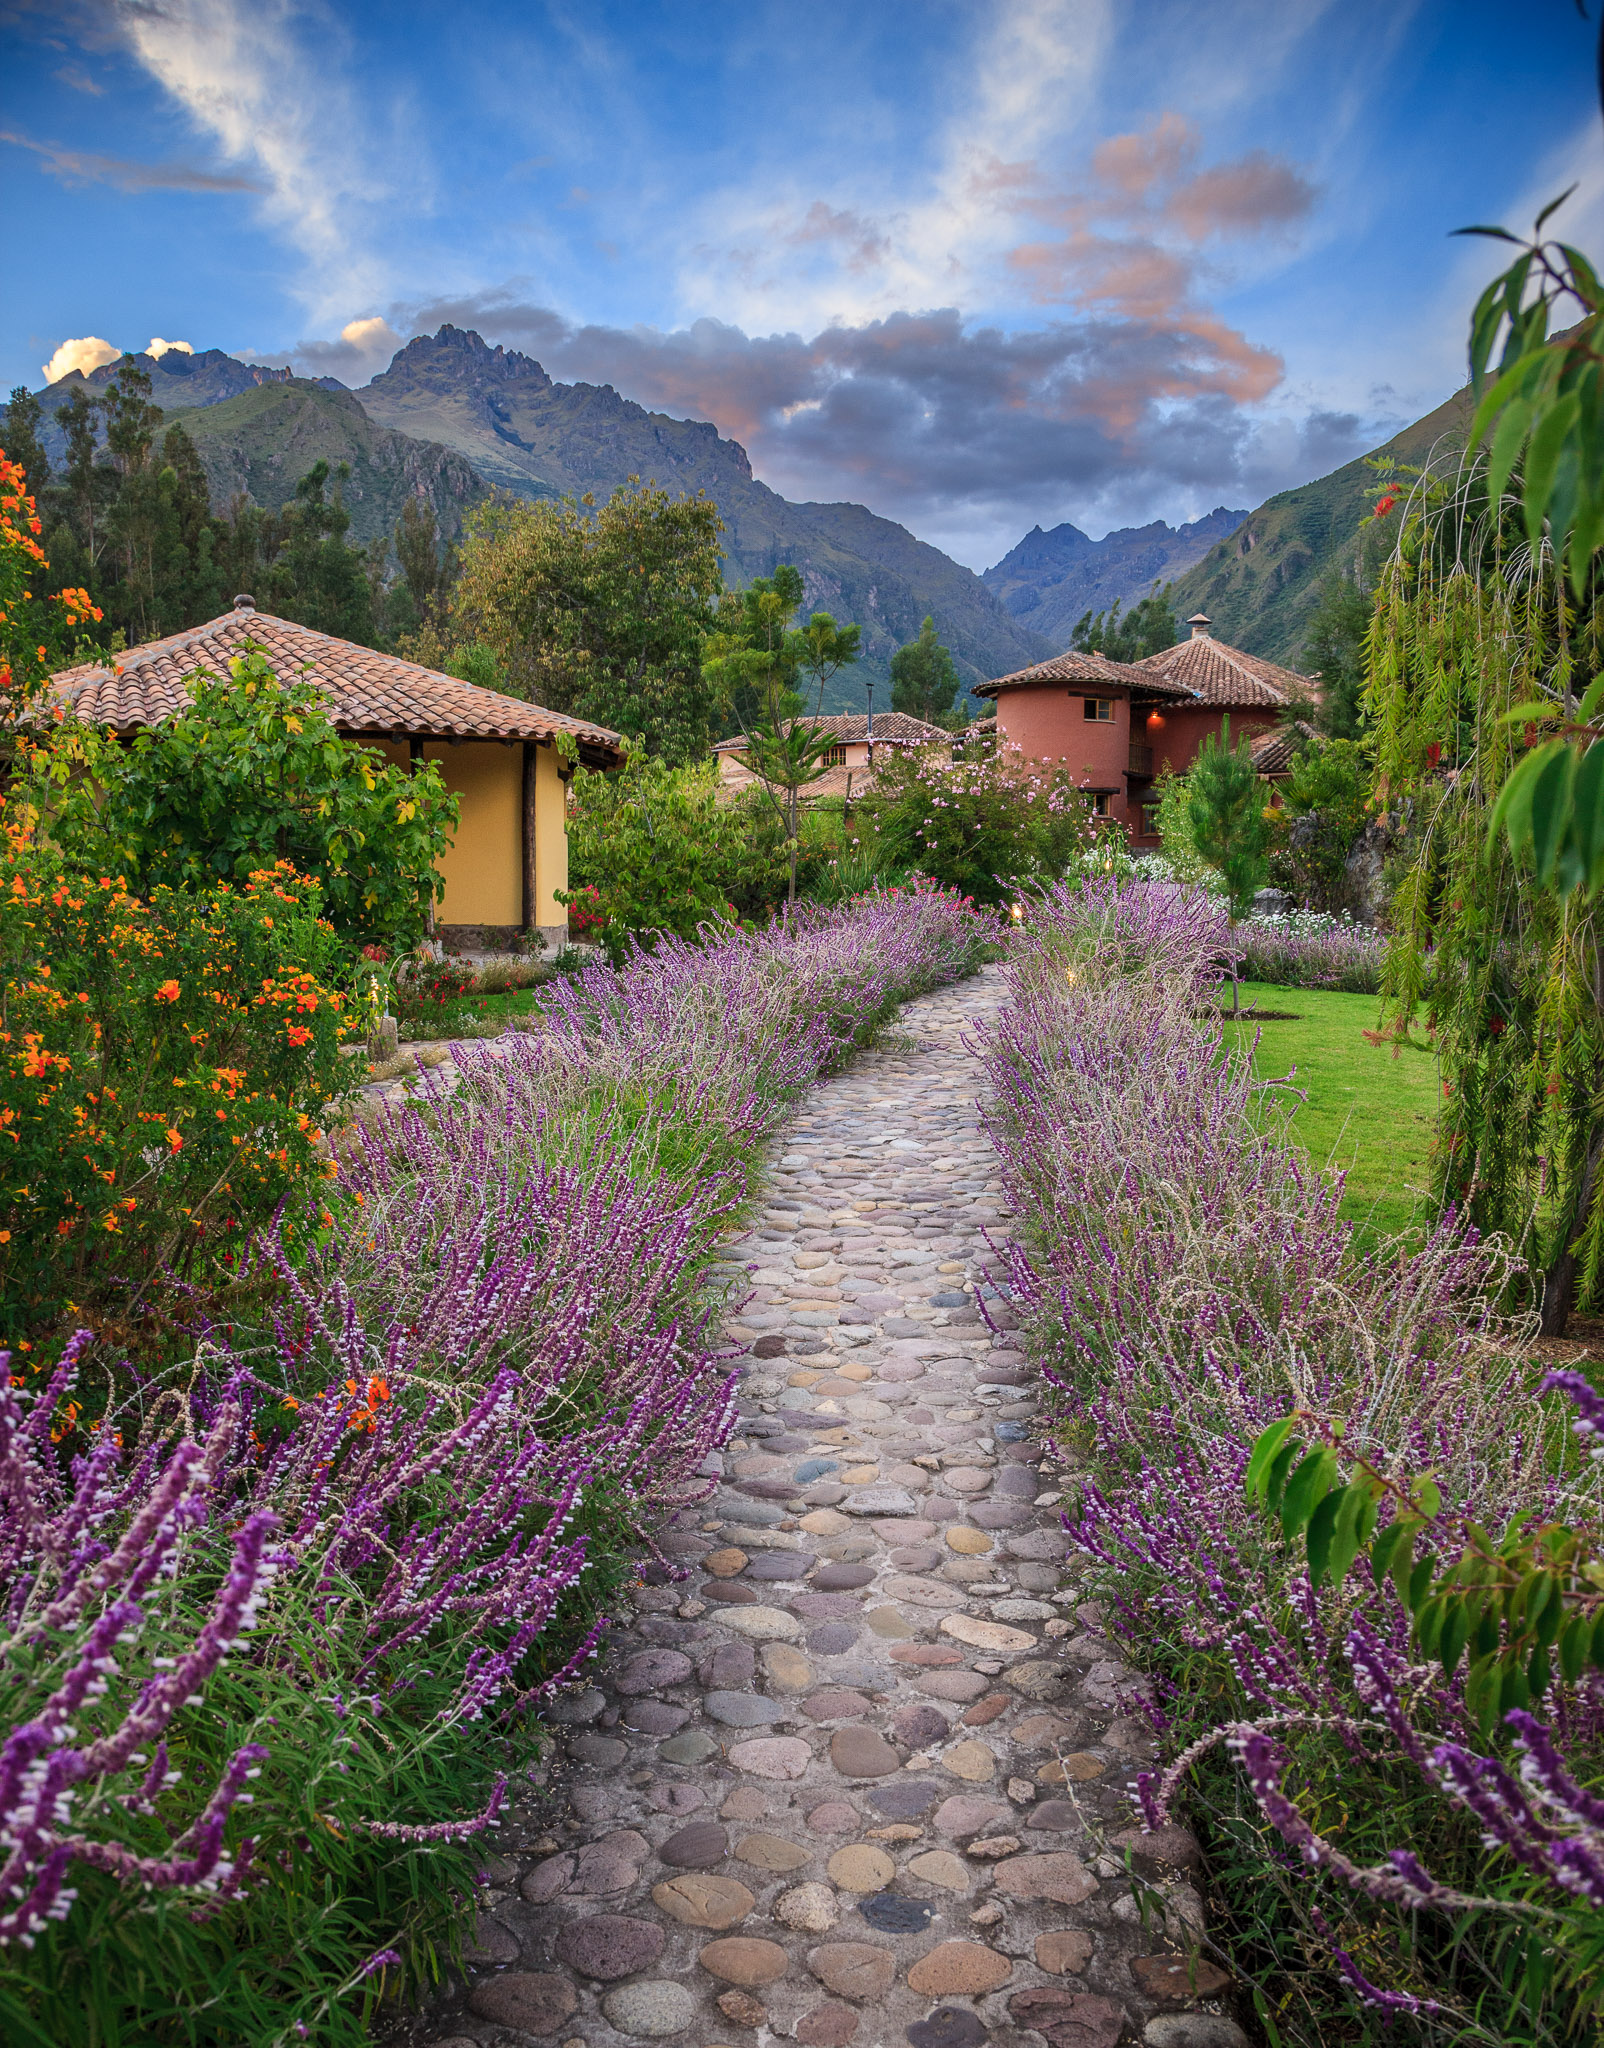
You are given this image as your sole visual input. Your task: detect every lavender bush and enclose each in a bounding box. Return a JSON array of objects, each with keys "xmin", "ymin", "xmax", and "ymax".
[
  {"xmin": 1, "ymin": 884, "xmax": 995, "ymax": 2045},
  {"xmin": 979, "ymin": 874, "xmax": 1602, "ymax": 2042},
  {"xmin": 1231, "ymin": 907, "xmax": 1387, "ymax": 994}
]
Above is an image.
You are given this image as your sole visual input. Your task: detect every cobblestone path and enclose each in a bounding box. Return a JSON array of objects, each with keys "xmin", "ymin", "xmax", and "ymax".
[{"xmin": 410, "ymin": 965, "xmax": 1238, "ymax": 2048}]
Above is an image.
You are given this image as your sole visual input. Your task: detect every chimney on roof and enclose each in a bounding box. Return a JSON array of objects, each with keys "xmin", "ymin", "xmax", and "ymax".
[
  {"xmin": 1187, "ymin": 612, "xmax": 1212, "ymax": 639},
  {"xmin": 233, "ymin": 593, "xmax": 256, "ymax": 612}
]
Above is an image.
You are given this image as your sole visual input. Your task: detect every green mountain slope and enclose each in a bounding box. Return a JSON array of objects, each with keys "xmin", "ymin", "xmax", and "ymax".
[
  {"xmin": 1165, "ymin": 385, "xmax": 1474, "ymax": 664},
  {"xmin": 165, "ymin": 381, "xmax": 489, "ymax": 548},
  {"xmin": 358, "ymin": 326, "xmax": 1054, "ymax": 694}
]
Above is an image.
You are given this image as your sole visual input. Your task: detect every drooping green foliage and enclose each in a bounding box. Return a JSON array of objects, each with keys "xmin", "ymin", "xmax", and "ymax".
[
  {"xmin": 1367, "ymin": 442, "xmax": 1604, "ymax": 1332},
  {"xmin": 25, "ymin": 647, "xmax": 457, "ymax": 952},
  {"xmin": 888, "ymin": 614, "xmax": 963, "ymax": 725},
  {"xmin": 451, "ymin": 478, "xmax": 726, "ymax": 761},
  {"xmin": 1070, "ymin": 584, "xmax": 1177, "ymax": 664}
]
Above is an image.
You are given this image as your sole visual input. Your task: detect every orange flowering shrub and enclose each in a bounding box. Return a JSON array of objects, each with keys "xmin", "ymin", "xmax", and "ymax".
[
  {"xmin": 0, "ymin": 448, "xmax": 100, "ymax": 727},
  {"xmin": 0, "ymin": 821, "xmax": 356, "ymax": 1336}
]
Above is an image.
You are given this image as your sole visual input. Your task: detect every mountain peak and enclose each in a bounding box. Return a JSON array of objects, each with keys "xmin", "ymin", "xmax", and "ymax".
[
  {"xmin": 373, "ymin": 325, "xmax": 553, "ymax": 394},
  {"xmin": 981, "ymin": 504, "xmax": 1248, "ymax": 638}
]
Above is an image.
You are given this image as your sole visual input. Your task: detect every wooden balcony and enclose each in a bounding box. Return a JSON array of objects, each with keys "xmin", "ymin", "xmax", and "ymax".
[{"xmin": 1127, "ymin": 743, "xmax": 1154, "ymax": 777}]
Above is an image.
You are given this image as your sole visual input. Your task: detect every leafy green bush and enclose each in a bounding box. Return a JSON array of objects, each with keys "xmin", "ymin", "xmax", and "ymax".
[
  {"xmin": 561, "ymin": 752, "xmax": 788, "ymax": 958},
  {"xmin": 25, "ymin": 647, "xmax": 457, "ymax": 953},
  {"xmin": 1281, "ymin": 735, "xmax": 1371, "ymax": 913},
  {"xmin": 0, "ymin": 829, "xmax": 355, "ymax": 1340}
]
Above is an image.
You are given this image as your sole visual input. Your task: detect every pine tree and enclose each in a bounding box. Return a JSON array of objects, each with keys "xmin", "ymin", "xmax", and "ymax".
[
  {"xmin": 889, "ymin": 616, "xmax": 962, "ymax": 724},
  {"xmin": 1186, "ymin": 718, "xmax": 1269, "ymax": 1015}
]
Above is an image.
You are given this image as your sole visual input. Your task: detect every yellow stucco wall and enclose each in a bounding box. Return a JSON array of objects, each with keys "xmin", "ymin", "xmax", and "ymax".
[
  {"xmin": 366, "ymin": 735, "xmax": 570, "ymax": 928},
  {"xmin": 533, "ymin": 742, "xmax": 568, "ymax": 927},
  {"xmin": 420, "ymin": 741, "xmax": 523, "ymax": 925}
]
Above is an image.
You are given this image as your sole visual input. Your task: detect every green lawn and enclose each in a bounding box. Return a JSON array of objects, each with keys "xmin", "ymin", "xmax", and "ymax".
[
  {"xmin": 399, "ymin": 979, "xmax": 549, "ymax": 1042},
  {"xmin": 1227, "ymin": 978, "xmax": 1441, "ymax": 1250}
]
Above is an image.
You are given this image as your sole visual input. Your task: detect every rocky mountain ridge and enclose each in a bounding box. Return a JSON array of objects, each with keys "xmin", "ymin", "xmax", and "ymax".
[
  {"xmin": 356, "ymin": 327, "xmax": 1054, "ymax": 692},
  {"xmin": 7, "ymin": 327, "xmax": 1054, "ymax": 696},
  {"xmin": 982, "ymin": 506, "xmax": 1248, "ymax": 645}
]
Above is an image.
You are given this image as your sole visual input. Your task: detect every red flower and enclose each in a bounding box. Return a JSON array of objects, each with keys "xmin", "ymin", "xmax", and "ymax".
[{"xmin": 1374, "ymin": 494, "xmax": 1397, "ymax": 518}]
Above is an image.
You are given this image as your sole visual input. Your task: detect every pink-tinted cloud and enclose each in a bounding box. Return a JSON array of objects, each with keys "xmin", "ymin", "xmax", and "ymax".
[
  {"xmin": 387, "ymin": 290, "xmax": 1369, "ymax": 561},
  {"xmin": 1166, "ymin": 152, "xmax": 1317, "ymax": 239},
  {"xmin": 783, "ymin": 201, "xmax": 891, "ymax": 273},
  {"xmin": 990, "ymin": 114, "xmax": 1313, "ymax": 409}
]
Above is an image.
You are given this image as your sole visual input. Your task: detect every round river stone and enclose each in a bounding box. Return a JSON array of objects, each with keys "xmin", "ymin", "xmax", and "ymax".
[
  {"xmin": 830, "ymin": 1726, "xmax": 900, "ymax": 1778},
  {"xmin": 698, "ymin": 1935, "xmax": 791, "ymax": 1986},
  {"xmin": 906, "ymin": 2008, "xmax": 989, "ymax": 2048},
  {"xmin": 555, "ymin": 1912, "xmax": 665, "ymax": 1980},
  {"xmin": 892, "ymin": 1703, "xmax": 950, "ymax": 1748},
  {"xmin": 659, "ymin": 1820, "xmax": 729, "ymax": 1868},
  {"xmin": 730, "ymin": 1735, "xmax": 812, "ymax": 1779},
  {"xmin": 907, "ymin": 1941, "xmax": 1012, "ymax": 1996},
  {"xmin": 704, "ymin": 1690, "xmax": 789, "ymax": 1728},
  {"xmin": 866, "ymin": 1777, "xmax": 940, "ymax": 1818},
  {"xmin": 466, "ymin": 1973, "xmax": 577, "ymax": 2037},
  {"xmin": 807, "ymin": 1941, "xmax": 897, "ymax": 2001},
  {"xmin": 601, "ymin": 1980, "xmax": 699, "ymax": 2038},
  {"xmin": 653, "ymin": 1873, "xmax": 756, "ymax": 1929},
  {"xmin": 826, "ymin": 1842, "xmax": 895, "ymax": 1892},
  {"xmin": 617, "ymin": 1648, "xmax": 693, "ymax": 1693}
]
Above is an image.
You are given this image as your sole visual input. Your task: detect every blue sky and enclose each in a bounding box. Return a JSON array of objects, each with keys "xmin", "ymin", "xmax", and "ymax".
[{"xmin": 3, "ymin": 0, "xmax": 1601, "ymax": 567}]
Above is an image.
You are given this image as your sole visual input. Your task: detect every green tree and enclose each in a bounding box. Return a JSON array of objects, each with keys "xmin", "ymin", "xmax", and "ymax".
[
  {"xmin": 702, "ymin": 566, "xmax": 861, "ymax": 904},
  {"xmin": 451, "ymin": 479, "xmax": 725, "ymax": 761},
  {"xmin": 3, "ymin": 387, "xmax": 49, "ymax": 494},
  {"xmin": 1071, "ymin": 585, "xmax": 1177, "ymax": 664},
  {"xmin": 889, "ymin": 615, "xmax": 962, "ymax": 725},
  {"xmin": 1280, "ymin": 734, "xmax": 1370, "ymax": 912},
  {"xmin": 1186, "ymin": 719, "xmax": 1270, "ymax": 1013},
  {"xmin": 28, "ymin": 647, "xmax": 457, "ymax": 952},
  {"xmin": 395, "ymin": 495, "xmax": 441, "ymax": 615},
  {"xmin": 55, "ymin": 385, "xmax": 108, "ymax": 575},
  {"xmin": 1300, "ymin": 572, "xmax": 1370, "ymax": 739},
  {"xmin": 260, "ymin": 460, "xmax": 378, "ymax": 643}
]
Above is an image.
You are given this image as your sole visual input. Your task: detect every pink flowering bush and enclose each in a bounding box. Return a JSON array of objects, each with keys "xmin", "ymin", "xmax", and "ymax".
[
  {"xmin": 979, "ymin": 873, "xmax": 1603, "ymax": 2043},
  {"xmin": 864, "ymin": 738, "xmax": 1103, "ymax": 905}
]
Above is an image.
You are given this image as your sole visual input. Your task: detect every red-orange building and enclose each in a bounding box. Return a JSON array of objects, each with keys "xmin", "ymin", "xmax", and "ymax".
[{"xmin": 977, "ymin": 613, "xmax": 1317, "ymax": 845}]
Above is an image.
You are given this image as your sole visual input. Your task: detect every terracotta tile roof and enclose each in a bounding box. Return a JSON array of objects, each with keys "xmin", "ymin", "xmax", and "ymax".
[
  {"xmin": 49, "ymin": 602, "xmax": 625, "ymax": 763},
  {"xmin": 1250, "ymin": 720, "xmax": 1319, "ymax": 777},
  {"xmin": 714, "ymin": 757, "xmax": 868, "ymax": 805},
  {"xmin": 1133, "ymin": 625, "xmax": 1315, "ymax": 710},
  {"xmin": 976, "ymin": 647, "xmax": 1193, "ymax": 700},
  {"xmin": 712, "ymin": 710, "xmax": 949, "ymax": 752}
]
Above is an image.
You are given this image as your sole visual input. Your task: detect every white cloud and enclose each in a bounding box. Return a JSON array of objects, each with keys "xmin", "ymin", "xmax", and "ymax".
[
  {"xmin": 107, "ymin": 0, "xmax": 394, "ymax": 320},
  {"xmin": 339, "ymin": 315, "xmax": 402, "ymax": 353},
  {"xmin": 145, "ymin": 336, "xmax": 193, "ymax": 358},
  {"xmin": 41, "ymin": 334, "xmax": 120, "ymax": 382}
]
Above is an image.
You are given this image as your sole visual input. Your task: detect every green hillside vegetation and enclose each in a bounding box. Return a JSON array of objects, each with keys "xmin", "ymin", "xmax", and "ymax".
[
  {"xmin": 166, "ymin": 381, "xmax": 487, "ymax": 549},
  {"xmin": 1167, "ymin": 384, "xmax": 1473, "ymax": 666}
]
